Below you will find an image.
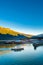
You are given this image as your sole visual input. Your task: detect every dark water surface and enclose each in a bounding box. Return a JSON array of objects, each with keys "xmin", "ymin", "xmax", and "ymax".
[{"xmin": 0, "ymin": 43, "xmax": 43, "ymax": 65}]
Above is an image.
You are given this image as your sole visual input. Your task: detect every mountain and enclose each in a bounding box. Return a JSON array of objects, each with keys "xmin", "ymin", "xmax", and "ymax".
[
  {"xmin": 0, "ymin": 34, "xmax": 28, "ymax": 40},
  {"xmin": 31, "ymin": 34, "xmax": 43, "ymax": 39},
  {"xmin": 37, "ymin": 34, "xmax": 43, "ymax": 37},
  {"xmin": 0, "ymin": 27, "xmax": 32, "ymax": 40},
  {"xmin": 0, "ymin": 27, "xmax": 43, "ymax": 40},
  {"xmin": 0, "ymin": 27, "xmax": 19, "ymax": 36}
]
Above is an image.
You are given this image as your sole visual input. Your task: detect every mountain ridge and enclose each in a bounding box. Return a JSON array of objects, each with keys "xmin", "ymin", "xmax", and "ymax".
[
  {"xmin": 0, "ymin": 27, "xmax": 33, "ymax": 40},
  {"xmin": 0, "ymin": 27, "xmax": 32, "ymax": 37}
]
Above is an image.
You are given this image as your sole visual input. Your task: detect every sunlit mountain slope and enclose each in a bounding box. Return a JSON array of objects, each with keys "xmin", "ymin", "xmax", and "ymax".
[
  {"xmin": 0, "ymin": 27, "xmax": 19, "ymax": 36},
  {"xmin": 0, "ymin": 27, "xmax": 32, "ymax": 38}
]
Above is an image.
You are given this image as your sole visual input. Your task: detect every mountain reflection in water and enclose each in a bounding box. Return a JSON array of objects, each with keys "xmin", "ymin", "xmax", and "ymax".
[
  {"xmin": 0, "ymin": 42, "xmax": 43, "ymax": 53},
  {"xmin": 0, "ymin": 42, "xmax": 43, "ymax": 65}
]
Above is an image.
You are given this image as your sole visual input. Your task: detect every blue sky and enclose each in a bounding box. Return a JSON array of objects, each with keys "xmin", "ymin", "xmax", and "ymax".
[{"xmin": 0, "ymin": 0, "xmax": 43, "ymax": 35}]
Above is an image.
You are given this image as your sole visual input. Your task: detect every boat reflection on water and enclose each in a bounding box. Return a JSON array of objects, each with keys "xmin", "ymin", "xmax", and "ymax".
[
  {"xmin": 33, "ymin": 43, "xmax": 43, "ymax": 50},
  {"xmin": 31, "ymin": 39, "xmax": 43, "ymax": 50},
  {"xmin": 11, "ymin": 44, "xmax": 24, "ymax": 52},
  {"xmin": 11, "ymin": 48, "xmax": 24, "ymax": 52}
]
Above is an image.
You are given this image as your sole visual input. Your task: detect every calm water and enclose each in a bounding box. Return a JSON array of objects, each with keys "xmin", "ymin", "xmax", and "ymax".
[{"xmin": 0, "ymin": 43, "xmax": 43, "ymax": 65}]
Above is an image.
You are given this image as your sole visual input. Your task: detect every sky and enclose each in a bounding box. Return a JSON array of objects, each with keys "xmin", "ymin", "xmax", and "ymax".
[{"xmin": 0, "ymin": 0, "xmax": 43, "ymax": 35}]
